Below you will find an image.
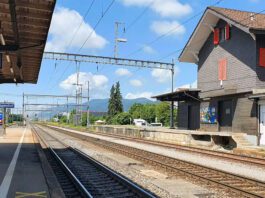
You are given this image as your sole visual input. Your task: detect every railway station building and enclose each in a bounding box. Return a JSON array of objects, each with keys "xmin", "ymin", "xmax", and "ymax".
[{"xmin": 154, "ymin": 7, "xmax": 265, "ymax": 145}]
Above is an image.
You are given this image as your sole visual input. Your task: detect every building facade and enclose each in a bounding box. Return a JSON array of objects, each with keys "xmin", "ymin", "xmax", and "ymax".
[{"xmin": 178, "ymin": 7, "xmax": 265, "ymax": 145}]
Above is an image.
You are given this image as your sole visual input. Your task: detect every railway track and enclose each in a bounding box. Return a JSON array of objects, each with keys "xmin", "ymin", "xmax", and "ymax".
[
  {"xmin": 47, "ymin": 125, "xmax": 265, "ymax": 167},
  {"xmin": 32, "ymin": 125, "xmax": 156, "ymax": 198},
  {"xmin": 43, "ymin": 125, "xmax": 265, "ymax": 198}
]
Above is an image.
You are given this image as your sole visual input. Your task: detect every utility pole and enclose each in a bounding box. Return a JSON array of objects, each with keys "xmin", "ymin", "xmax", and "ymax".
[
  {"xmin": 86, "ymin": 81, "xmax": 90, "ymax": 128},
  {"xmin": 114, "ymin": 22, "xmax": 127, "ymax": 58},
  {"xmin": 170, "ymin": 61, "xmax": 175, "ymax": 129}
]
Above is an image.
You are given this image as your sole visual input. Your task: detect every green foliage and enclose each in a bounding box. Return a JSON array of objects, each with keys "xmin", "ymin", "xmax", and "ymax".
[
  {"xmin": 114, "ymin": 82, "xmax": 123, "ymax": 113},
  {"xmin": 8, "ymin": 114, "xmax": 23, "ymax": 123},
  {"xmin": 128, "ymin": 102, "xmax": 176, "ymax": 127},
  {"xmin": 108, "ymin": 82, "xmax": 123, "ymax": 117},
  {"xmin": 108, "ymin": 85, "xmax": 116, "ymax": 116},
  {"xmin": 112, "ymin": 112, "xmax": 132, "ymax": 125},
  {"xmin": 156, "ymin": 102, "xmax": 171, "ymax": 126},
  {"xmin": 129, "ymin": 103, "xmax": 156, "ymax": 123},
  {"xmin": 59, "ymin": 115, "xmax": 68, "ymax": 123},
  {"xmin": 129, "ymin": 103, "xmax": 143, "ymax": 118}
]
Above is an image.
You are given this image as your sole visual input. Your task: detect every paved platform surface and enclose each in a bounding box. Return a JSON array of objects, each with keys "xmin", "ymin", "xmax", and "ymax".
[{"xmin": 0, "ymin": 127, "xmax": 50, "ymax": 198}]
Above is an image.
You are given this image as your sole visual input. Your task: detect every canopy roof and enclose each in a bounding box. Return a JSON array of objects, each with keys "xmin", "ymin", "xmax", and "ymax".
[
  {"xmin": 0, "ymin": 0, "xmax": 56, "ymax": 84},
  {"xmin": 179, "ymin": 6, "xmax": 265, "ymax": 63},
  {"xmin": 152, "ymin": 88, "xmax": 201, "ymax": 102}
]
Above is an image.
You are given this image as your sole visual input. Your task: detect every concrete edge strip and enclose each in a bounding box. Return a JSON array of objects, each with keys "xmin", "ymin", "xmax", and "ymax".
[
  {"xmin": 31, "ymin": 128, "xmax": 66, "ymax": 198},
  {"xmin": 0, "ymin": 127, "xmax": 27, "ymax": 198}
]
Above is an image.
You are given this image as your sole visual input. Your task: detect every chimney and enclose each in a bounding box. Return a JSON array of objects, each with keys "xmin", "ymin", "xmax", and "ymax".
[{"xmin": 250, "ymin": 13, "xmax": 255, "ymax": 21}]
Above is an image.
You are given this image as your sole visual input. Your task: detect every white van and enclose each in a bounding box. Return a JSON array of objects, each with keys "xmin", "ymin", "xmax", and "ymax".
[{"xmin": 133, "ymin": 119, "xmax": 147, "ymax": 126}]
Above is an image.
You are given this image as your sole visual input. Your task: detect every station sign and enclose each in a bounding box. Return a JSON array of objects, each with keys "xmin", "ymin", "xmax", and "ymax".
[{"xmin": 0, "ymin": 102, "xmax": 15, "ymax": 108}]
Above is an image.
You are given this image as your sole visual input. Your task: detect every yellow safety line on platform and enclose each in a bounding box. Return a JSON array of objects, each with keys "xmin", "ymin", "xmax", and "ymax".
[{"xmin": 15, "ymin": 191, "xmax": 46, "ymax": 198}]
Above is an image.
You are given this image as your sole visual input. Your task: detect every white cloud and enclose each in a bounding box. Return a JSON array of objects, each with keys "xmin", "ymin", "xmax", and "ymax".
[
  {"xmin": 46, "ymin": 7, "xmax": 107, "ymax": 52},
  {"xmin": 125, "ymin": 92, "xmax": 154, "ymax": 100},
  {"xmin": 178, "ymin": 80, "xmax": 197, "ymax": 89},
  {"xmin": 142, "ymin": 45, "xmax": 156, "ymax": 54},
  {"xmin": 150, "ymin": 20, "xmax": 186, "ymax": 36},
  {"xmin": 151, "ymin": 69, "xmax": 175, "ymax": 83},
  {"xmin": 60, "ymin": 72, "xmax": 109, "ymax": 99},
  {"xmin": 120, "ymin": 0, "xmax": 192, "ymax": 18},
  {"xmin": 115, "ymin": 68, "xmax": 132, "ymax": 76},
  {"xmin": 130, "ymin": 79, "xmax": 143, "ymax": 87}
]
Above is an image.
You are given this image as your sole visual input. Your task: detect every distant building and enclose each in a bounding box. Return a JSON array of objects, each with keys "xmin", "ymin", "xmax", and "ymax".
[{"xmin": 95, "ymin": 120, "xmax": 106, "ymax": 125}]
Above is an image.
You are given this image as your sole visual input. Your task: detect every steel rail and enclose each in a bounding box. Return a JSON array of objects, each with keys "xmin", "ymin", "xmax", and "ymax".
[
  {"xmin": 32, "ymin": 125, "xmax": 92, "ymax": 198},
  {"xmin": 78, "ymin": 129, "xmax": 265, "ymax": 166},
  {"xmin": 44, "ymin": 125, "xmax": 265, "ymax": 198},
  {"xmin": 33, "ymin": 125, "xmax": 156, "ymax": 198}
]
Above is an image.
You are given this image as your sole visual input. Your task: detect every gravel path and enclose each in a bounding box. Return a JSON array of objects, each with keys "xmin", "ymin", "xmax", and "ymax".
[{"xmin": 50, "ymin": 125, "xmax": 265, "ymax": 183}]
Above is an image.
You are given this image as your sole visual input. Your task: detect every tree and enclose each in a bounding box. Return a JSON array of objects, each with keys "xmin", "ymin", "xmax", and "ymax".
[
  {"xmin": 108, "ymin": 85, "xmax": 116, "ymax": 116},
  {"xmin": 114, "ymin": 81, "xmax": 123, "ymax": 113},
  {"xmin": 129, "ymin": 103, "xmax": 143, "ymax": 119},
  {"xmin": 156, "ymin": 102, "xmax": 171, "ymax": 126},
  {"xmin": 112, "ymin": 112, "xmax": 132, "ymax": 125},
  {"xmin": 108, "ymin": 82, "xmax": 123, "ymax": 117}
]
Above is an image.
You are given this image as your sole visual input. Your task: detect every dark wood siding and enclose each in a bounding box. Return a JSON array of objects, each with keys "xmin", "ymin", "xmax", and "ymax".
[
  {"xmin": 178, "ymin": 101, "xmax": 200, "ymax": 130},
  {"xmin": 198, "ymin": 20, "xmax": 257, "ymax": 99},
  {"xmin": 199, "ymin": 94, "xmax": 257, "ymax": 136},
  {"xmin": 177, "ymin": 102, "xmax": 188, "ymax": 129}
]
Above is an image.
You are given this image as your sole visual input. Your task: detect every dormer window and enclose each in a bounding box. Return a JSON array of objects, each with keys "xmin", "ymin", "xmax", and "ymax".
[
  {"xmin": 220, "ymin": 28, "xmax": 225, "ymax": 43},
  {"xmin": 214, "ymin": 23, "xmax": 230, "ymax": 45}
]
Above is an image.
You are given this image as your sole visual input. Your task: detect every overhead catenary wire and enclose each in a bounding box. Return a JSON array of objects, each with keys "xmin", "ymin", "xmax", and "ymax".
[
  {"xmin": 48, "ymin": 0, "xmax": 116, "ymax": 91},
  {"xmin": 47, "ymin": 0, "xmax": 96, "ymax": 89},
  {"xmin": 65, "ymin": 0, "xmax": 96, "ymax": 51},
  {"xmin": 126, "ymin": 0, "xmax": 225, "ymax": 58},
  {"xmin": 124, "ymin": 0, "xmax": 155, "ymax": 34},
  {"xmin": 157, "ymin": 8, "xmax": 265, "ymax": 61},
  {"xmin": 78, "ymin": 0, "xmax": 116, "ymax": 52}
]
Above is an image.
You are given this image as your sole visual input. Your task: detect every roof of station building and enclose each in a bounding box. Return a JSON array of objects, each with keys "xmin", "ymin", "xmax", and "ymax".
[{"xmin": 179, "ymin": 6, "xmax": 265, "ymax": 63}]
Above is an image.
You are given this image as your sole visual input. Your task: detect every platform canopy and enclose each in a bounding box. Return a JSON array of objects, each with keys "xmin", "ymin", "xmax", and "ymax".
[
  {"xmin": 0, "ymin": 0, "xmax": 56, "ymax": 84},
  {"xmin": 152, "ymin": 88, "xmax": 201, "ymax": 102}
]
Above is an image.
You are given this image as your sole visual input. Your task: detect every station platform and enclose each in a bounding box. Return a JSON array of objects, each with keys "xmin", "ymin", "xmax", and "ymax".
[
  {"xmin": 87, "ymin": 125, "xmax": 254, "ymax": 149},
  {"xmin": 0, "ymin": 127, "xmax": 50, "ymax": 198}
]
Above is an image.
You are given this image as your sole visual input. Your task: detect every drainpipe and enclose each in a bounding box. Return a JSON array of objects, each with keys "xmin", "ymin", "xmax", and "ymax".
[{"xmin": 257, "ymin": 100, "xmax": 260, "ymax": 146}]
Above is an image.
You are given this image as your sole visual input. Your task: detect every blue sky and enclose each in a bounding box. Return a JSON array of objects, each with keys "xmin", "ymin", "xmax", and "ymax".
[{"xmin": 0, "ymin": 0, "xmax": 263, "ymax": 109}]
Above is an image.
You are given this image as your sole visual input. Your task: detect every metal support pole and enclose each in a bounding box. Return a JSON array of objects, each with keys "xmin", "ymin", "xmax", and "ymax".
[
  {"xmin": 87, "ymin": 81, "xmax": 90, "ymax": 128},
  {"xmin": 170, "ymin": 63, "xmax": 175, "ymax": 129},
  {"xmin": 22, "ymin": 92, "xmax": 25, "ymax": 126},
  {"xmin": 3, "ymin": 108, "xmax": 6, "ymax": 135},
  {"xmin": 67, "ymin": 96, "xmax": 69, "ymax": 124}
]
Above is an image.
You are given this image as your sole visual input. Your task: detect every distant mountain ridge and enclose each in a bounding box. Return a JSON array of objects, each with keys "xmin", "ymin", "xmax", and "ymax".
[
  {"xmin": 39, "ymin": 98, "xmax": 158, "ymax": 118},
  {"xmin": 88, "ymin": 97, "xmax": 158, "ymax": 112}
]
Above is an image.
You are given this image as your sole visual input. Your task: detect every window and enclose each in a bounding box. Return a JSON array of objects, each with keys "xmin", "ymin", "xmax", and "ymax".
[
  {"xmin": 225, "ymin": 24, "xmax": 230, "ymax": 40},
  {"xmin": 214, "ymin": 24, "xmax": 230, "ymax": 45},
  {"xmin": 260, "ymin": 48, "xmax": 265, "ymax": 67},
  {"xmin": 220, "ymin": 28, "xmax": 225, "ymax": 43},
  {"xmin": 218, "ymin": 58, "xmax": 227, "ymax": 80}
]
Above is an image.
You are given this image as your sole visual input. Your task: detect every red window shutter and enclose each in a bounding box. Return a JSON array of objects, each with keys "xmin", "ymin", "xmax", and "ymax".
[
  {"xmin": 225, "ymin": 24, "xmax": 230, "ymax": 40},
  {"xmin": 218, "ymin": 58, "xmax": 227, "ymax": 80},
  {"xmin": 260, "ymin": 48, "xmax": 265, "ymax": 67},
  {"xmin": 214, "ymin": 28, "xmax": 219, "ymax": 45}
]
